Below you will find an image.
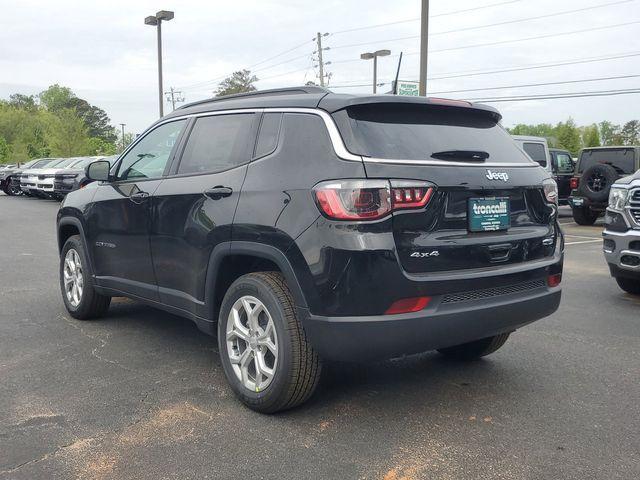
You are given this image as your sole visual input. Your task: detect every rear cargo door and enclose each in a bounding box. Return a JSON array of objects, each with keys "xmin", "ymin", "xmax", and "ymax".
[{"xmin": 331, "ymin": 103, "xmax": 558, "ymax": 274}]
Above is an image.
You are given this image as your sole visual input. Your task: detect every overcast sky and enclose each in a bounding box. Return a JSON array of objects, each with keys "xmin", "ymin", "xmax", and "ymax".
[{"xmin": 1, "ymin": 0, "xmax": 639, "ymax": 133}]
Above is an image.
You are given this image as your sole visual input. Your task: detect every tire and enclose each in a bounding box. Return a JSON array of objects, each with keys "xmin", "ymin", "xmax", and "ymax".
[
  {"xmin": 572, "ymin": 207, "xmax": 598, "ymax": 226},
  {"xmin": 579, "ymin": 164, "xmax": 618, "ymax": 203},
  {"xmin": 6, "ymin": 178, "xmax": 23, "ymax": 196},
  {"xmin": 437, "ymin": 333, "xmax": 510, "ymax": 361},
  {"xmin": 615, "ymin": 277, "xmax": 640, "ymax": 295},
  {"xmin": 59, "ymin": 235, "xmax": 111, "ymax": 320},
  {"xmin": 218, "ymin": 272, "xmax": 322, "ymax": 413}
]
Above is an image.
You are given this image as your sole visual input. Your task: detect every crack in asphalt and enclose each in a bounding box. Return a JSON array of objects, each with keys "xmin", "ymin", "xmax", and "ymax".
[{"xmin": 59, "ymin": 314, "xmax": 137, "ymax": 373}]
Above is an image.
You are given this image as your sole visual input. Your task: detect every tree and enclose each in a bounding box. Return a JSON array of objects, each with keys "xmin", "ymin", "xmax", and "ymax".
[
  {"xmin": 620, "ymin": 120, "xmax": 640, "ymax": 145},
  {"xmin": 48, "ymin": 108, "xmax": 90, "ymax": 157},
  {"xmin": 598, "ymin": 121, "xmax": 622, "ymax": 146},
  {"xmin": 38, "ymin": 84, "xmax": 75, "ymax": 112},
  {"xmin": 8, "ymin": 94, "xmax": 37, "ymax": 111},
  {"xmin": 215, "ymin": 70, "xmax": 258, "ymax": 97},
  {"xmin": 555, "ymin": 118, "xmax": 581, "ymax": 155},
  {"xmin": 581, "ymin": 124, "xmax": 601, "ymax": 148},
  {"xmin": 0, "ymin": 136, "xmax": 10, "ymax": 163},
  {"xmin": 66, "ymin": 97, "xmax": 117, "ymax": 143}
]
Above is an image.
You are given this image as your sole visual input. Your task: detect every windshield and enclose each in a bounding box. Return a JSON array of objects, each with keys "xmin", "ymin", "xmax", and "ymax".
[
  {"xmin": 578, "ymin": 148, "xmax": 636, "ymax": 174},
  {"xmin": 31, "ymin": 159, "xmax": 57, "ymax": 168},
  {"xmin": 67, "ymin": 157, "xmax": 92, "ymax": 169},
  {"xmin": 332, "ymin": 104, "xmax": 531, "ymax": 163},
  {"xmin": 52, "ymin": 158, "xmax": 82, "ymax": 168}
]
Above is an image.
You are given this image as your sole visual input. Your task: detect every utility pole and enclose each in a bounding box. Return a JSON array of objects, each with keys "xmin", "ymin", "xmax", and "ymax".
[
  {"xmin": 316, "ymin": 32, "xmax": 326, "ymax": 87},
  {"xmin": 119, "ymin": 123, "xmax": 126, "ymax": 152},
  {"xmin": 419, "ymin": 0, "xmax": 429, "ymax": 96},
  {"xmin": 165, "ymin": 87, "xmax": 184, "ymax": 110}
]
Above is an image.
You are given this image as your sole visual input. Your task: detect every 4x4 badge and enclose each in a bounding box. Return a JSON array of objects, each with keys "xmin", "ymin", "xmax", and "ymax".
[{"xmin": 486, "ymin": 170, "xmax": 509, "ymax": 181}]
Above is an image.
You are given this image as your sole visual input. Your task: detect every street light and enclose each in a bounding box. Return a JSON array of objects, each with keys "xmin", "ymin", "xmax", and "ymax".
[
  {"xmin": 360, "ymin": 49, "xmax": 391, "ymax": 94},
  {"xmin": 145, "ymin": 10, "xmax": 174, "ymax": 117},
  {"xmin": 119, "ymin": 123, "xmax": 126, "ymax": 152}
]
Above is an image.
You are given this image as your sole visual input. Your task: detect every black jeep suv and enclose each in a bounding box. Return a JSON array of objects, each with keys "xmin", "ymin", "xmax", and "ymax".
[
  {"xmin": 569, "ymin": 146, "xmax": 640, "ymax": 225},
  {"xmin": 57, "ymin": 87, "xmax": 563, "ymax": 413}
]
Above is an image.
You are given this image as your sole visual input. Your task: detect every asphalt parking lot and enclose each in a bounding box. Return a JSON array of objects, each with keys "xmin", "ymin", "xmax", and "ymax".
[{"xmin": 1, "ymin": 194, "xmax": 638, "ymax": 480}]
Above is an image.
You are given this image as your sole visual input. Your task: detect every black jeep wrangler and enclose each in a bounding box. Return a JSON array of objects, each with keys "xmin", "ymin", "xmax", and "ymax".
[
  {"xmin": 569, "ymin": 146, "xmax": 640, "ymax": 225},
  {"xmin": 56, "ymin": 87, "xmax": 563, "ymax": 413}
]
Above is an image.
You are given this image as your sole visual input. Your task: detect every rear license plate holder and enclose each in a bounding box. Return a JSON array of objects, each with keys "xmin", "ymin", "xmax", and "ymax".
[{"xmin": 468, "ymin": 197, "xmax": 510, "ymax": 232}]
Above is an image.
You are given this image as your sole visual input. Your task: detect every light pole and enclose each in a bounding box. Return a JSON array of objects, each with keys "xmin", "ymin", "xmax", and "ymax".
[
  {"xmin": 145, "ymin": 10, "xmax": 174, "ymax": 117},
  {"xmin": 360, "ymin": 49, "xmax": 391, "ymax": 94},
  {"xmin": 119, "ymin": 123, "xmax": 126, "ymax": 152},
  {"xmin": 419, "ymin": 0, "xmax": 429, "ymax": 96}
]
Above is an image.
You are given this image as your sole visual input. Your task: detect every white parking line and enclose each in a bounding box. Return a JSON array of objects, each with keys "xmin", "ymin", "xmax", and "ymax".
[
  {"xmin": 564, "ymin": 234, "xmax": 602, "ymax": 240},
  {"xmin": 565, "ymin": 239, "xmax": 602, "ymax": 246}
]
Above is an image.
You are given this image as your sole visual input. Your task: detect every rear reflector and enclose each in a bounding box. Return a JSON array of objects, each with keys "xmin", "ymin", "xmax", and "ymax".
[
  {"xmin": 547, "ymin": 274, "xmax": 562, "ymax": 288},
  {"xmin": 385, "ymin": 296, "xmax": 431, "ymax": 315}
]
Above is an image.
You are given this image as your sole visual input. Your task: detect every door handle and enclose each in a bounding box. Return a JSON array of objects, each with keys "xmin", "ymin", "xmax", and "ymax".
[
  {"xmin": 204, "ymin": 186, "xmax": 233, "ymax": 200},
  {"xmin": 129, "ymin": 191, "xmax": 150, "ymax": 204}
]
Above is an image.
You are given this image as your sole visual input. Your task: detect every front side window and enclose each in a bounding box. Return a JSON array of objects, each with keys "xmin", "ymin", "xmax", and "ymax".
[
  {"xmin": 177, "ymin": 114, "xmax": 254, "ymax": 175},
  {"xmin": 117, "ymin": 120, "xmax": 186, "ymax": 181},
  {"xmin": 554, "ymin": 153, "xmax": 574, "ymax": 173}
]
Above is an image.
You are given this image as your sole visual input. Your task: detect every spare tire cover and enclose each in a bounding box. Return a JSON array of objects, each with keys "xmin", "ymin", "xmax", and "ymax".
[{"xmin": 579, "ymin": 164, "xmax": 618, "ymax": 203}]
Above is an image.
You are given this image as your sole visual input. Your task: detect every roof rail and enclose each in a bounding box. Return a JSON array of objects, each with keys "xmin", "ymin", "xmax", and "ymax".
[{"xmin": 177, "ymin": 86, "xmax": 331, "ymax": 110}]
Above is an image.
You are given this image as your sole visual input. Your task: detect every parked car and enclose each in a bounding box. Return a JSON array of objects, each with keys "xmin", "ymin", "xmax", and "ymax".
[
  {"xmin": 57, "ymin": 87, "xmax": 563, "ymax": 413},
  {"xmin": 2, "ymin": 158, "xmax": 57, "ymax": 196},
  {"xmin": 53, "ymin": 155, "xmax": 118, "ymax": 198},
  {"xmin": 20, "ymin": 158, "xmax": 65, "ymax": 196},
  {"xmin": 512, "ymin": 136, "xmax": 573, "ymax": 204},
  {"xmin": 549, "ymin": 148, "xmax": 575, "ymax": 205},
  {"xmin": 602, "ymin": 171, "xmax": 640, "ymax": 294},
  {"xmin": 24, "ymin": 157, "xmax": 93, "ymax": 198},
  {"xmin": 568, "ymin": 147, "xmax": 640, "ymax": 225}
]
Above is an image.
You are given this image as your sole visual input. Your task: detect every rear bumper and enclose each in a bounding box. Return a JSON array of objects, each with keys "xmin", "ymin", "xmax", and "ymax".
[
  {"xmin": 300, "ymin": 285, "xmax": 561, "ymax": 362},
  {"xmin": 568, "ymin": 195, "xmax": 607, "ymax": 211}
]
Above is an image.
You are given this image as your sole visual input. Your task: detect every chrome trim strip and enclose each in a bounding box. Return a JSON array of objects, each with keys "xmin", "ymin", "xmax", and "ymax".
[{"xmin": 363, "ymin": 157, "xmax": 538, "ymax": 168}]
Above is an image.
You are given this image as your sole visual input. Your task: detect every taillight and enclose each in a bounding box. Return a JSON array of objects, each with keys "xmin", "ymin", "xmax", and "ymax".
[
  {"xmin": 570, "ymin": 177, "xmax": 579, "ymax": 190},
  {"xmin": 314, "ymin": 179, "xmax": 434, "ymax": 221}
]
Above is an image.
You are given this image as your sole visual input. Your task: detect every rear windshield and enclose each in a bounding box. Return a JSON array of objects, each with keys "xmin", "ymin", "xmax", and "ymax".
[
  {"xmin": 578, "ymin": 148, "xmax": 636, "ymax": 174},
  {"xmin": 332, "ymin": 104, "xmax": 532, "ymax": 163}
]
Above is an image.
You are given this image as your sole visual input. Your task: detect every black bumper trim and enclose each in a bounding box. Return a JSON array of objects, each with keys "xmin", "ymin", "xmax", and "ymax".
[{"xmin": 299, "ymin": 288, "xmax": 561, "ymax": 362}]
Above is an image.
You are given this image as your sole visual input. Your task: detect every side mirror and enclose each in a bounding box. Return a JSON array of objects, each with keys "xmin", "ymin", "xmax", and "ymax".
[{"xmin": 85, "ymin": 160, "xmax": 111, "ymax": 182}]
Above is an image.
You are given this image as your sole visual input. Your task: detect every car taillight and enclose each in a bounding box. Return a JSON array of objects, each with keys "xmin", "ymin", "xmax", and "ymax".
[
  {"xmin": 314, "ymin": 179, "xmax": 434, "ymax": 221},
  {"xmin": 570, "ymin": 177, "xmax": 579, "ymax": 190}
]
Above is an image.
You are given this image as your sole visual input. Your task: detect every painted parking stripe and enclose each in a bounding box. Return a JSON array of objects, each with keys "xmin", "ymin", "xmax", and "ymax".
[{"xmin": 565, "ymin": 239, "xmax": 602, "ymax": 245}]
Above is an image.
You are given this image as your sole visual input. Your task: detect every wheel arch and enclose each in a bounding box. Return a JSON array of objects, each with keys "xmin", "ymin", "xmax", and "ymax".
[{"xmin": 205, "ymin": 242, "xmax": 309, "ymax": 322}]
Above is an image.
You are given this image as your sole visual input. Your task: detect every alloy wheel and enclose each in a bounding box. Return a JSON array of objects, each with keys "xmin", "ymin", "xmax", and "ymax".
[
  {"xmin": 63, "ymin": 249, "xmax": 84, "ymax": 308},
  {"xmin": 226, "ymin": 295, "xmax": 278, "ymax": 392}
]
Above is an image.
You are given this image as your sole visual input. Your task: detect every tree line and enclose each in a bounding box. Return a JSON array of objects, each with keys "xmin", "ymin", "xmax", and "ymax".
[
  {"xmin": 507, "ymin": 118, "xmax": 639, "ymax": 156},
  {"xmin": 0, "ymin": 84, "xmax": 122, "ymax": 164}
]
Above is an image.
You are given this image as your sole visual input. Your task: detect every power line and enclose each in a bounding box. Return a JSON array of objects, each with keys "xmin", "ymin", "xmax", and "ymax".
[
  {"xmin": 429, "ymin": 74, "xmax": 640, "ymax": 95},
  {"xmin": 177, "ymin": 39, "xmax": 314, "ymax": 90},
  {"xmin": 465, "ymin": 88, "xmax": 640, "ymax": 102},
  {"xmin": 330, "ymin": 0, "xmax": 526, "ymax": 35},
  {"xmin": 329, "ymin": 20, "xmax": 640, "ymax": 53}
]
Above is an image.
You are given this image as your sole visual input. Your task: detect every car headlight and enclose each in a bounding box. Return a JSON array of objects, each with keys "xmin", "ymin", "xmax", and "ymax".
[
  {"xmin": 608, "ymin": 187, "xmax": 629, "ymax": 212},
  {"xmin": 542, "ymin": 178, "xmax": 558, "ymax": 204}
]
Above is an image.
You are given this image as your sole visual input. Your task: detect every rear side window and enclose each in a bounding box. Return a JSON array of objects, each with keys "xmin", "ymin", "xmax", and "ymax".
[
  {"xmin": 579, "ymin": 148, "xmax": 636, "ymax": 174},
  {"xmin": 522, "ymin": 143, "xmax": 546, "ymax": 163},
  {"xmin": 178, "ymin": 114, "xmax": 254, "ymax": 174},
  {"xmin": 254, "ymin": 113, "xmax": 282, "ymax": 159},
  {"xmin": 332, "ymin": 104, "xmax": 531, "ymax": 163}
]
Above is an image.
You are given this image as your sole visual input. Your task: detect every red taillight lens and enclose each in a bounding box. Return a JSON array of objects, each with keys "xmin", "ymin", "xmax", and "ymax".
[
  {"xmin": 547, "ymin": 274, "xmax": 562, "ymax": 287},
  {"xmin": 570, "ymin": 177, "xmax": 579, "ymax": 190},
  {"xmin": 385, "ymin": 296, "xmax": 431, "ymax": 315},
  {"xmin": 314, "ymin": 180, "xmax": 434, "ymax": 221}
]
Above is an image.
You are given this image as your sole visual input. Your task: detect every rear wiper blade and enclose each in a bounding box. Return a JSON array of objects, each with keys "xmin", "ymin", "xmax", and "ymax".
[{"xmin": 431, "ymin": 150, "xmax": 490, "ymax": 161}]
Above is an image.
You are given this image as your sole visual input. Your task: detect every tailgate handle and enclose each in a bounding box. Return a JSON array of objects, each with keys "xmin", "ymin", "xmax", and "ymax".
[{"xmin": 487, "ymin": 243, "xmax": 512, "ymax": 262}]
